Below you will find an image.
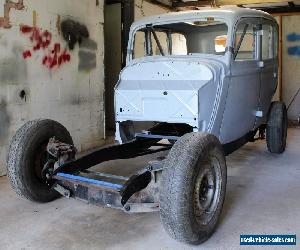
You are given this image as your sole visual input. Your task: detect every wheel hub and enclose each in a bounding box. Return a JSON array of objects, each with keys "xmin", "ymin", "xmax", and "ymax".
[
  {"xmin": 194, "ymin": 157, "xmax": 221, "ymax": 225},
  {"xmin": 199, "ymin": 173, "xmax": 215, "ymax": 210}
]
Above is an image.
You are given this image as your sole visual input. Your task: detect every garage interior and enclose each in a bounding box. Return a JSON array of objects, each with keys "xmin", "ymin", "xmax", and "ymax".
[{"xmin": 0, "ymin": 0, "xmax": 299, "ymax": 249}]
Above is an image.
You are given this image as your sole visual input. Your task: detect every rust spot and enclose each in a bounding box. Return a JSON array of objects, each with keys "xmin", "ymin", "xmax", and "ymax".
[
  {"xmin": 0, "ymin": 0, "xmax": 24, "ymax": 29},
  {"xmin": 32, "ymin": 10, "xmax": 37, "ymax": 27},
  {"xmin": 56, "ymin": 15, "xmax": 61, "ymax": 35}
]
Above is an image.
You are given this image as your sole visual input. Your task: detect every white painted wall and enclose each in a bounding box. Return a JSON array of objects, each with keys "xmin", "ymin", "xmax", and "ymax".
[
  {"xmin": 282, "ymin": 15, "xmax": 300, "ymax": 121},
  {"xmin": 0, "ymin": 0, "xmax": 105, "ymax": 176}
]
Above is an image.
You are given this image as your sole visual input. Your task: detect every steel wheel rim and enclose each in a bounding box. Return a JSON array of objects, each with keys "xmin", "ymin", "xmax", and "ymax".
[{"xmin": 194, "ymin": 155, "xmax": 222, "ymax": 225}]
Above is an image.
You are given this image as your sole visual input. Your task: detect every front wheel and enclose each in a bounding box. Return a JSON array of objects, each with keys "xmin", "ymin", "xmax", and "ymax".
[
  {"xmin": 159, "ymin": 132, "xmax": 227, "ymax": 245},
  {"xmin": 7, "ymin": 119, "xmax": 73, "ymax": 202}
]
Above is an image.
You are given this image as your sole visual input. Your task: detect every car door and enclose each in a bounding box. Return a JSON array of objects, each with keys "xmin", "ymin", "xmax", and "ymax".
[
  {"xmin": 256, "ymin": 20, "xmax": 278, "ymax": 126},
  {"xmin": 220, "ymin": 18, "xmax": 261, "ymax": 144}
]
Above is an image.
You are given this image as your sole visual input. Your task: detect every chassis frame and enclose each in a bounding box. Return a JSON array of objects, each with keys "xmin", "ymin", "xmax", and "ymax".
[{"xmin": 49, "ymin": 123, "xmax": 265, "ymax": 213}]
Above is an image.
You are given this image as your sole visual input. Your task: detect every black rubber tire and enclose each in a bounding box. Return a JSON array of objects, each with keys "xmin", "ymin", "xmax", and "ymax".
[
  {"xmin": 266, "ymin": 102, "xmax": 288, "ymax": 154},
  {"xmin": 159, "ymin": 132, "xmax": 227, "ymax": 245},
  {"xmin": 7, "ymin": 119, "xmax": 73, "ymax": 202}
]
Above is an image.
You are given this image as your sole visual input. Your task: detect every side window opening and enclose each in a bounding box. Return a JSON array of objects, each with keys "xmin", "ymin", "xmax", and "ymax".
[
  {"xmin": 187, "ymin": 22, "xmax": 228, "ymax": 55},
  {"xmin": 234, "ymin": 20, "xmax": 278, "ymax": 62},
  {"xmin": 273, "ymin": 26, "xmax": 279, "ymax": 59},
  {"xmin": 171, "ymin": 33, "xmax": 187, "ymax": 55},
  {"xmin": 151, "ymin": 30, "xmax": 169, "ymax": 56},
  {"xmin": 215, "ymin": 35, "xmax": 227, "ymax": 53},
  {"xmin": 134, "ymin": 31, "xmax": 147, "ymax": 59},
  {"xmin": 234, "ymin": 22, "xmax": 256, "ymax": 61},
  {"xmin": 262, "ymin": 24, "xmax": 276, "ymax": 60}
]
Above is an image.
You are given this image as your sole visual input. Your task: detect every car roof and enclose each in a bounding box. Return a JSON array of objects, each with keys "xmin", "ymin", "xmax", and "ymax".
[{"xmin": 131, "ymin": 6, "xmax": 275, "ymax": 29}]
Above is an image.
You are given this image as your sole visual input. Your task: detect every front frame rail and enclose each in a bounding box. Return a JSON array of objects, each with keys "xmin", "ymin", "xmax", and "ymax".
[{"xmin": 53, "ymin": 139, "xmax": 171, "ymax": 175}]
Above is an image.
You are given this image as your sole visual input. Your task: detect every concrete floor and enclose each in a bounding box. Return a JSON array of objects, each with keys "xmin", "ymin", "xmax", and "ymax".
[{"xmin": 0, "ymin": 128, "xmax": 300, "ymax": 250}]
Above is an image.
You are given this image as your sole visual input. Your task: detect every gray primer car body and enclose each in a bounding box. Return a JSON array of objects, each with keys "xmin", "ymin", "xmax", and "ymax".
[
  {"xmin": 6, "ymin": 7, "xmax": 286, "ymax": 246},
  {"xmin": 115, "ymin": 7, "xmax": 278, "ymax": 145}
]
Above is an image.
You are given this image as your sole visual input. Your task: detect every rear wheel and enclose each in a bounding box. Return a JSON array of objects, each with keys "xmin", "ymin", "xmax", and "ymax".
[
  {"xmin": 266, "ymin": 102, "xmax": 288, "ymax": 153},
  {"xmin": 7, "ymin": 119, "xmax": 73, "ymax": 202},
  {"xmin": 159, "ymin": 132, "xmax": 227, "ymax": 244}
]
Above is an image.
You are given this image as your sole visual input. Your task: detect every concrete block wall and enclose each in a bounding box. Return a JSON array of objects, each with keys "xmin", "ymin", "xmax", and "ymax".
[{"xmin": 0, "ymin": 0, "xmax": 105, "ymax": 176}]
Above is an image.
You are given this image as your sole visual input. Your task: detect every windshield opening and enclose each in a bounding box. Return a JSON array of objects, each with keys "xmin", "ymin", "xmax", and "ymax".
[{"xmin": 133, "ymin": 19, "xmax": 228, "ymax": 59}]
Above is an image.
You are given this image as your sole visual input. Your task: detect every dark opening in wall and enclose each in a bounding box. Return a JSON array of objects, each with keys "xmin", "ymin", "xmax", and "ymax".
[{"xmin": 19, "ymin": 90, "xmax": 26, "ymax": 101}]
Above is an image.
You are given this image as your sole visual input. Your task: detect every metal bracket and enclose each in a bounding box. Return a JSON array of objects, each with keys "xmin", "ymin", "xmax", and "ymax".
[
  {"xmin": 53, "ymin": 183, "xmax": 71, "ymax": 198},
  {"xmin": 256, "ymin": 110, "xmax": 263, "ymax": 117},
  {"xmin": 120, "ymin": 170, "xmax": 152, "ymax": 206},
  {"xmin": 124, "ymin": 203, "xmax": 159, "ymax": 213},
  {"xmin": 258, "ymin": 61, "xmax": 264, "ymax": 68},
  {"xmin": 135, "ymin": 132, "xmax": 179, "ymax": 141},
  {"xmin": 257, "ymin": 30, "xmax": 264, "ymax": 36},
  {"xmin": 225, "ymin": 46, "xmax": 234, "ymax": 54}
]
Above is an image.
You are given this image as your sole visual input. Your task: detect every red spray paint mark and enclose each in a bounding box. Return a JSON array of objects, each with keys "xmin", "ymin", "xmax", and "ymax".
[
  {"xmin": 21, "ymin": 25, "xmax": 52, "ymax": 51},
  {"xmin": 43, "ymin": 43, "xmax": 70, "ymax": 69},
  {"xmin": 21, "ymin": 25, "xmax": 71, "ymax": 69},
  {"xmin": 43, "ymin": 44, "xmax": 71, "ymax": 69},
  {"xmin": 20, "ymin": 25, "xmax": 33, "ymax": 33},
  {"xmin": 22, "ymin": 50, "xmax": 32, "ymax": 59}
]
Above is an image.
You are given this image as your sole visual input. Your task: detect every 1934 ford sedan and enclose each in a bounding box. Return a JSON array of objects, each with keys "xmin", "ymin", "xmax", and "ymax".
[{"xmin": 7, "ymin": 7, "xmax": 287, "ymax": 245}]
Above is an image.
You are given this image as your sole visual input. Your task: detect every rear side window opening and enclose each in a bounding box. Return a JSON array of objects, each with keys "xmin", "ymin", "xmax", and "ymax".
[
  {"xmin": 233, "ymin": 20, "xmax": 278, "ymax": 61},
  {"xmin": 132, "ymin": 19, "xmax": 228, "ymax": 59}
]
